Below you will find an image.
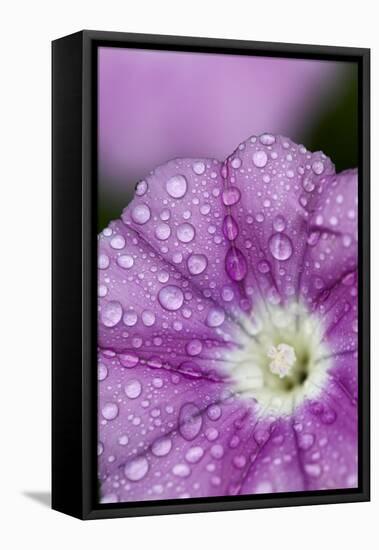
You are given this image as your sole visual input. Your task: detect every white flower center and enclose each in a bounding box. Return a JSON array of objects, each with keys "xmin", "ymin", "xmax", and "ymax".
[
  {"xmin": 223, "ymin": 301, "xmax": 330, "ymax": 417},
  {"xmin": 267, "ymin": 343, "xmax": 296, "ymax": 378}
]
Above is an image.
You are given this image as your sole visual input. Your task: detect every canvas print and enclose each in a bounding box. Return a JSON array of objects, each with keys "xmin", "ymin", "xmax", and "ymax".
[{"xmin": 97, "ymin": 47, "xmax": 358, "ymax": 505}]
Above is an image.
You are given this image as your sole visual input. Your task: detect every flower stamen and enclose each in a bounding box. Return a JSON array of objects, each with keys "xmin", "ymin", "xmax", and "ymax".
[{"xmin": 267, "ymin": 343, "xmax": 296, "ymax": 379}]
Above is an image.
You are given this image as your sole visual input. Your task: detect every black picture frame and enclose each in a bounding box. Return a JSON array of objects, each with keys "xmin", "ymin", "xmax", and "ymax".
[{"xmin": 52, "ymin": 30, "xmax": 370, "ymax": 520}]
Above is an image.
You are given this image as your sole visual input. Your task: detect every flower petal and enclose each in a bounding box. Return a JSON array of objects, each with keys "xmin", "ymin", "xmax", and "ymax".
[
  {"xmin": 98, "ymin": 352, "xmax": 261, "ymax": 502},
  {"xmin": 222, "ymin": 134, "xmax": 335, "ymax": 304}
]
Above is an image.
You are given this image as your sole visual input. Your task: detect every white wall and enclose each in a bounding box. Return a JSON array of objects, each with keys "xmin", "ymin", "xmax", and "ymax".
[{"xmin": 1, "ymin": 1, "xmax": 376, "ymax": 548}]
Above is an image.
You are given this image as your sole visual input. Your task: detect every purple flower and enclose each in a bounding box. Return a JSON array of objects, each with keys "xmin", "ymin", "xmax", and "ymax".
[{"xmin": 97, "ymin": 134, "xmax": 358, "ymax": 504}]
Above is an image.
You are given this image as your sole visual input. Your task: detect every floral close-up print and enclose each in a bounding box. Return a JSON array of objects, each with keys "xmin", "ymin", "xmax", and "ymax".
[{"xmin": 97, "ymin": 132, "xmax": 358, "ymax": 504}]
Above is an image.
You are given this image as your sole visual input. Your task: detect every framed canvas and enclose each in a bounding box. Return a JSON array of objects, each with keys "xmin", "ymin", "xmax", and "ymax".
[{"xmin": 52, "ymin": 30, "xmax": 370, "ymax": 520}]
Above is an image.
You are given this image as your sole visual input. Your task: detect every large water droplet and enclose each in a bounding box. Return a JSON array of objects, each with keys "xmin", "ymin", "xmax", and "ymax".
[
  {"xmin": 252, "ymin": 150, "xmax": 268, "ymax": 168},
  {"xmin": 259, "ymin": 133, "xmax": 276, "ymax": 146},
  {"xmin": 124, "ymin": 456, "xmax": 149, "ymax": 481},
  {"xmin": 166, "ymin": 174, "xmax": 188, "ymax": 198},
  {"xmin": 172, "ymin": 463, "xmax": 191, "ymax": 477},
  {"xmin": 269, "ymin": 233, "xmax": 293, "ymax": 261},
  {"xmin": 225, "ymin": 247, "xmax": 247, "ymax": 281},
  {"xmin": 151, "ymin": 437, "xmax": 172, "ymax": 457},
  {"xmin": 117, "ymin": 254, "xmax": 134, "ymax": 269},
  {"xmin": 179, "ymin": 403, "xmax": 202, "ymax": 441},
  {"xmin": 158, "ymin": 285, "xmax": 184, "ymax": 311},
  {"xmin": 155, "ymin": 223, "xmax": 171, "ymax": 241},
  {"xmin": 124, "ymin": 379, "xmax": 142, "ymax": 399},
  {"xmin": 222, "ymin": 187, "xmax": 241, "ymax": 206},
  {"xmin": 222, "ymin": 215, "xmax": 239, "ymax": 241},
  {"xmin": 192, "ymin": 161, "xmax": 206, "ymax": 175},
  {"xmin": 98, "ymin": 253, "xmax": 110, "ymax": 270},
  {"xmin": 185, "ymin": 446, "xmax": 204, "ymax": 463},
  {"xmin": 187, "ymin": 253, "xmax": 207, "ymax": 275},
  {"xmin": 206, "ymin": 307, "xmax": 225, "ymax": 327},
  {"xmin": 101, "ymin": 402, "xmax": 119, "ymax": 420},
  {"xmin": 110, "ymin": 235, "xmax": 126, "ymax": 249},
  {"xmin": 131, "ymin": 204, "xmax": 151, "ymax": 224},
  {"xmin": 101, "ymin": 301, "xmax": 123, "ymax": 327},
  {"xmin": 186, "ymin": 339, "xmax": 203, "ymax": 356},
  {"xmin": 177, "ymin": 223, "xmax": 195, "ymax": 243},
  {"xmin": 119, "ymin": 352, "xmax": 139, "ymax": 368},
  {"xmin": 141, "ymin": 310, "xmax": 156, "ymax": 327}
]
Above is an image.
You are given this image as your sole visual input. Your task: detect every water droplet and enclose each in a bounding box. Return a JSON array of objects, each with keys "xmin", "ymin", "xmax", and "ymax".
[
  {"xmin": 166, "ymin": 174, "xmax": 188, "ymax": 198},
  {"xmin": 192, "ymin": 161, "xmax": 206, "ymax": 175},
  {"xmin": 206, "ymin": 307, "xmax": 225, "ymax": 327},
  {"xmin": 269, "ymin": 233, "xmax": 293, "ymax": 261},
  {"xmin": 253, "ymin": 150, "xmax": 268, "ymax": 168},
  {"xmin": 142, "ymin": 310, "xmax": 156, "ymax": 326},
  {"xmin": 119, "ymin": 353, "xmax": 139, "ymax": 368},
  {"xmin": 155, "ymin": 223, "xmax": 171, "ymax": 241},
  {"xmin": 207, "ymin": 404, "xmax": 222, "ymax": 421},
  {"xmin": 101, "ymin": 402, "xmax": 119, "ymax": 420},
  {"xmin": 187, "ymin": 253, "xmax": 207, "ymax": 275},
  {"xmin": 186, "ymin": 339, "xmax": 203, "ymax": 356},
  {"xmin": 110, "ymin": 235, "xmax": 125, "ymax": 249},
  {"xmin": 135, "ymin": 180, "xmax": 148, "ymax": 196},
  {"xmin": 210, "ymin": 444, "xmax": 224, "ymax": 459},
  {"xmin": 258, "ymin": 260, "xmax": 270, "ymax": 274},
  {"xmin": 225, "ymin": 247, "xmax": 247, "ymax": 281},
  {"xmin": 123, "ymin": 310, "xmax": 137, "ymax": 327},
  {"xmin": 131, "ymin": 204, "xmax": 151, "ymax": 224},
  {"xmin": 312, "ymin": 160, "xmax": 324, "ymax": 175},
  {"xmin": 124, "ymin": 379, "xmax": 142, "ymax": 399},
  {"xmin": 101, "ymin": 301, "xmax": 123, "ymax": 327},
  {"xmin": 321, "ymin": 408, "xmax": 337, "ymax": 425},
  {"xmin": 117, "ymin": 254, "xmax": 134, "ymax": 269},
  {"xmin": 98, "ymin": 362, "xmax": 108, "ymax": 381},
  {"xmin": 231, "ymin": 157, "xmax": 242, "ymax": 169},
  {"xmin": 298, "ymin": 433, "xmax": 315, "ymax": 451},
  {"xmin": 273, "ymin": 215, "xmax": 286, "ymax": 232},
  {"xmin": 151, "ymin": 437, "xmax": 172, "ymax": 457},
  {"xmin": 158, "ymin": 285, "xmax": 184, "ymax": 311},
  {"xmin": 179, "ymin": 403, "xmax": 202, "ymax": 440},
  {"xmin": 97, "ymin": 442, "xmax": 104, "ymax": 455},
  {"xmin": 172, "ymin": 463, "xmax": 191, "ymax": 477},
  {"xmin": 177, "ymin": 223, "xmax": 195, "ymax": 243},
  {"xmin": 222, "ymin": 187, "xmax": 241, "ymax": 206},
  {"xmin": 124, "ymin": 456, "xmax": 149, "ymax": 481},
  {"xmin": 222, "ymin": 215, "xmax": 239, "ymax": 241},
  {"xmin": 98, "ymin": 253, "xmax": 110, "ymax": 270},
  {"xmin": 304, "ymin": 463, "xmax": 321, "ymax": 477},
  {"xmin": 185, "ymin": 446, "xmax": 204, "ymax": 463},
  {"xmin": 259, "ymin": 133, "xmax": 276, "ymax": 146},
  {"xmin": 118, "ymin": 434, "xmax": 129, "ymax": 446}
]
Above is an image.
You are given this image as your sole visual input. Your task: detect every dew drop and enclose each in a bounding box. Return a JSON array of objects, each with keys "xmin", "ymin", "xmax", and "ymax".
[
  {"xmin": 179, "ymin": 403, "xmax": 202, "ymax": 441},
  {"xmin": 142, "ymin": 310, "xmax": 156, "ymax": 326},
  {"xmin": 131, "ymin": 204, "xmax": 151, "ymax": 224},
  {"xmin": 119, "ymin": 352, "xmax": 139, "ymax": 368},
  {"xmin": 186, "ymin": 339, "xmax": 203, "ymax": 356},
  {"xmin": 172, "ymin": 463, "xmax": 191, "ymax": 477},
  {"xmin": 124, "ymin": 379, "xmax": 142, "ymax": 399},
  {"xmin": 231, "ymin": 157, "xmax": 242, "ymax": 169},
  {"xmin": 185, "ymin": 446, "xmax": 204, "ymax": 463},
  {"xmin": 166, "ymin": 174, "xmax": 188, "ymax": 198},
  {"xmin": 98, "ymin": 253, "xmax": 110, "ymax": 270},
  {"xmin": 258, "ymin": 260, "xmax": 270, "ymax": 274},
  {"xmin": 206, "ymin": 307, "xmax": 225, "ymax": 327},
  {"xmin": 273, "ymin": 215, "xmax": 286, "ymax": 232},
  {"xmin": 298, "ymin": 433, "xmax": 315, "ymax": 451},
  {"xmin": 207, "ymin": 404, "xmax": 222, "ymax": 421},
  {"xmin": 187, "ymin": 253, "xmax": 208, "ymax": 275},
  {"xmin": 259, "ymin": 133, "xmax": 276, "ymax": 146},
  {"xmin": 101, "ymin": 301, "xmax": 123, "ymax": 327},
  {"xmin": 151, "ymin": 437, "xmax": 172, "ymax": 457},
  {"xmin": 312, "ymin": 160, "xmax": 324, "ymax": 175},
  {"xmin": 135, "ymin": 180, "xmax": 148, "ymax": 196},
  {"xmin": 98, "ymin": 362, "xmax": 108, "ymax": 381},
  {"xmin": 222, "ymin": 215, "xmax": 239, "ymax": 241},
  {"xmin": 117, "ymin": 254, "xmax": 134, "ymax": 269},
  {"xmin": 222, "ymin": 187, "xmax": 241, "ymax": 206},
  {"xmin": 124, "ymin": 456, "xmax": 149, "ymax": 481},
  {"xmin": 177, "ymin": 223, "xmax": 195, "ymax": 243},
  {"xmin": 158, "ymin": 285, "xmax": 184, "ymax": 311},
  {"xmin": 253, "ymin": 150, "xmax": 268, "ymax": 168},
  {"xmin": 155, "ymin": 223, "xmax": 171, "ymax": 241},
  {"xmin": 110, "ymin": 235, "xmax": 125, "ymax": 249},
  {"xmin": 225, "ymin": 247, "xmax": 247, "ymax": 281},
  {"xmin": 192, "ymin": 161, "xmax": 206, "ymax": 175},
  {"xmin": 269, "ymin": 233, "xmax": 293, "ymax": 261},
  {"xmin": 304, "ymin": 463, "xmax": 321, "ymax": 477},
  {"xmin": 101, "ymin": 402, "xmax": 119, "ymax": 420}
]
